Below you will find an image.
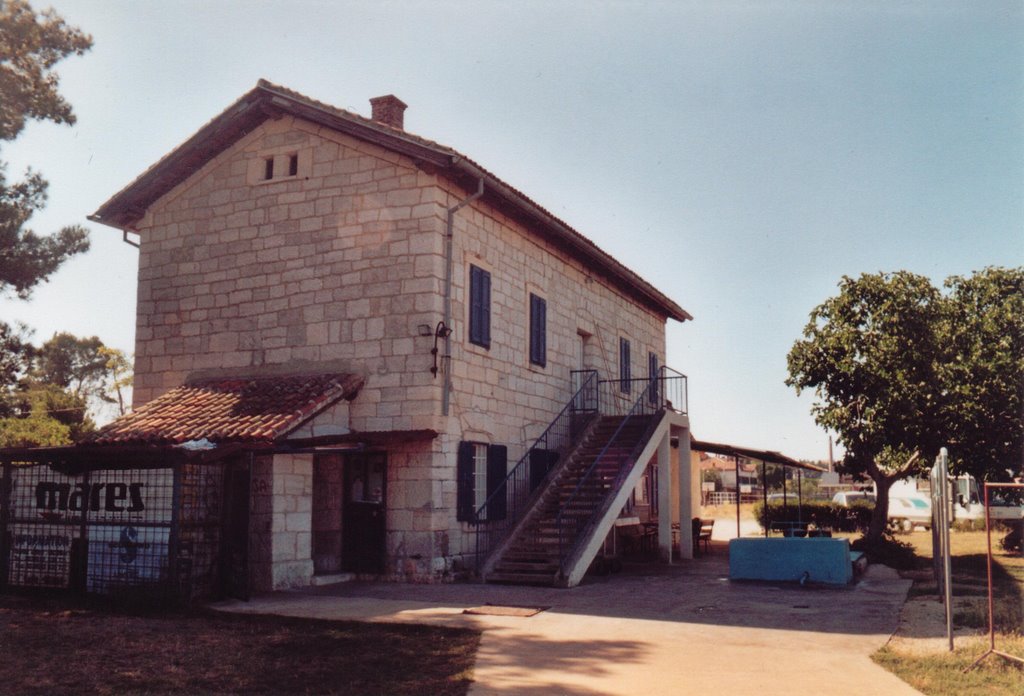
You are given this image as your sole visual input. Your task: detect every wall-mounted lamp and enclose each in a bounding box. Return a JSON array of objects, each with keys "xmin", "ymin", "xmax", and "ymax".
[{"xmin": 430, "ymin": 321, "xmax": 453, "ymax": 377}]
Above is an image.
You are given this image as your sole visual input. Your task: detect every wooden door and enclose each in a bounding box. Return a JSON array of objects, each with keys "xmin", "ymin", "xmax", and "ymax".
[{"xmin": 342, "ymin": 453, "xmax": 386, "ymax": 574}]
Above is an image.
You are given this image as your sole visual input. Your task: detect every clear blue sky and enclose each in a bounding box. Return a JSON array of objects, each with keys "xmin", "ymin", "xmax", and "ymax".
[{"xmin": 3, "ymin": 1, "xmax": 1022, "ymax": 459}]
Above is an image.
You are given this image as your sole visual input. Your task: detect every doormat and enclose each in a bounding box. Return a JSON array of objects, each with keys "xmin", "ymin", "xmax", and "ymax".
[{"xmin": 463, "ymin": 604, "xmax": 550, "ymax": 617}]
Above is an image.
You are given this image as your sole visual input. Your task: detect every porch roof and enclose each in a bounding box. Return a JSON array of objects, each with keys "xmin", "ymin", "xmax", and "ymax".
[
  {"xmin": 88, "ymin": 373, "xmax": 364, "ymax": 446},
  {"xmin": 691, "ymin": 438, "xmax": 825, "ymax": 472}
]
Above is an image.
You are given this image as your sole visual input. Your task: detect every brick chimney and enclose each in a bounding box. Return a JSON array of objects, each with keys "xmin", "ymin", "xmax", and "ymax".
[{"xmin": 369, "ymin": 95, "xmax": 407, "ymax": 130}]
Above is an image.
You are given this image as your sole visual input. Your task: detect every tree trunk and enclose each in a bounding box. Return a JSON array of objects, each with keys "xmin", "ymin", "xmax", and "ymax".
[{"xmin": 866, "ymin": 476, "xmax": 891, "ymax": 544}]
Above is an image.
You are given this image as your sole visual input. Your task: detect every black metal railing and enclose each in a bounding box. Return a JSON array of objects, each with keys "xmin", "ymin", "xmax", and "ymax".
[
  {"xmin": 555, "ymin": 366, "xmax": 686, "ymax": 575},
  {"xmin": 471, "ymin": 371, "xmax": 600, "ymax": 571}
]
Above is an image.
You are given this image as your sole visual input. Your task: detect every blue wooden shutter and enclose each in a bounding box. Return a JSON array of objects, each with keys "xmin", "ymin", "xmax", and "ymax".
[
  {"xmin": 619, "ymin": 338, "xmax": 631, "ymax": 393},
  {"xmin": 456, "ymin": 441, "xmax": 474, "ymax": 521},
  {"xmin": 648, "ymin": 351, "xmax": 659, "ymax": 405},
  {"xmin": 486, "ymin": 444, "xmax": 507, "ymax": 520},
  {"xmin": 529, "ymin": 294, "xmax": 546, "ymax": 367},
  {"xmin": 469, "ymin": 265, "xmax": 491, "ymax": 348}
]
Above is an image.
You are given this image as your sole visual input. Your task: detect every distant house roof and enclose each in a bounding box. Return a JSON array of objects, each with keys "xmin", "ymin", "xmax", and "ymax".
[
  {"xmin": 90, "ymin": 80, "xmax": 691, "ymax": 323},
  {"xmin": 89, "ymin": 373, "xmax": 364, "ymax": 445}
]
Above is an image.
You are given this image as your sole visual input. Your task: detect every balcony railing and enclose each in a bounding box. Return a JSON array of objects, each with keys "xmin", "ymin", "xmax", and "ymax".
[{"xmin": 556, "ymin": 366, "xmax": 686, "ymax": 574}]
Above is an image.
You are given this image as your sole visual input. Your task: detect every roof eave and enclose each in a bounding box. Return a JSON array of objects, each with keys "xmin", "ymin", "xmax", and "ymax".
[{"xmin": 91, "ymin": 80, "xmax": 691, "ymax": 322}]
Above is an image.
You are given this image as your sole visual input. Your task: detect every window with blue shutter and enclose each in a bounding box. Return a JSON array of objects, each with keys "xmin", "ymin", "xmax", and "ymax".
[
  {"xmin": 456, "ymin": 441, "xmax": 507, "ymax": 522},
  {"xmin": 619, "ymin": 337, "xmax": 631, "ymax": 393},
  {"xmin": 469, "ymin": 265, "xmax": 491, "ymax": 349},
  {"xmin": 529, "ymin": 293, "xmax": 546, "ymax": 367}
]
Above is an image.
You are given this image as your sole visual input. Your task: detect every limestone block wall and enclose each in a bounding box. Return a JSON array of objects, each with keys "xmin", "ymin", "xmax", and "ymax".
[
  {"xmin": 248, "ymin": 453, "xmax": 315, "ymax": 591},
  {"xmin": 446, "ymin": 183, "xmax": 667, "ymax": 453},
  {"xmin": 439, "ymin": 181, "xmax": 669, "ymax": 561},
  {"xmin": 384, "ymin": 442, "xmax": 456, "ymax": 581},
  {"xmin": 130, "ymin": 116, "xmax": 446, "ymax": 433}
]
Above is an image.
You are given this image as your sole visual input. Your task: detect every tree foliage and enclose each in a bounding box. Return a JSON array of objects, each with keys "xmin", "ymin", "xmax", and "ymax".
[
  {"xmin": 0, "ymin": 0, "xmax": 92, "ymax": 298},
  {"xmin": 786, "ymin": 268, "xmax": 1023, "ymax": 543},
  {"xmin": 0, "ymin": 330, "xmax": 127, "ymax": 447},
  {"xmin": 940, "ymin": 267, "xmax": 1024, "ymax": 480},
  {"xmin": 34, "ymin": 332, "xmax": 107, "ymax": 399},
  {"xmin": 0, "ymin": 0, "xmax": 92, "ymax": 141},
  {"xmin": 0, "ymin": 1, "xmax": 93, "ymax": 449}
]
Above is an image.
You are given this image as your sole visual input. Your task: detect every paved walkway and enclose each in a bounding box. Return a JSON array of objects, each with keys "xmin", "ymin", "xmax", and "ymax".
[{"xmin": 213, "ymin": 547, "xmax": 921, "ymax": 696}]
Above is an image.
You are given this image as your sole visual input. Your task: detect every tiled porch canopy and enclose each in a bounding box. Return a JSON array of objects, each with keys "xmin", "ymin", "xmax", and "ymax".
[{"xmin": 89, "ymin": 373, "xmax": 365, "ymax": 446}]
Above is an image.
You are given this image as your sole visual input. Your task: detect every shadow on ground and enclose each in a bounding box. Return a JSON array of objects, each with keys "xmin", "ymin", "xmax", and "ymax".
[{"xmin": 292, "ymin": 540, "xmax": 910, "ymax": 638}]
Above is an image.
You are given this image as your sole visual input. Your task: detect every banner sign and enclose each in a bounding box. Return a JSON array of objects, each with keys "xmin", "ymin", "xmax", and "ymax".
[
  {"xmin": 8, "ymin": 525, "xmax": 75, "ymax": 588},
  {"xmin": 86, "ymin": 525, "xmax": 170, "ymax": 594},
  {"xmin": 10, "ymin": 466, "xmax": 174, "ymax": 524}
]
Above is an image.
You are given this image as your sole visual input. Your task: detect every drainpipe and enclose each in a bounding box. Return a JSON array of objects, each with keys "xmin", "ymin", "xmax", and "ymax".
[{"xmin": 442, "ymin": 178, "xmax": 484, "ymax": 416}]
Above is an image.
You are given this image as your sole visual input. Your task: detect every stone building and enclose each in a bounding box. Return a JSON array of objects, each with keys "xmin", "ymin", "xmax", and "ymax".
[{"xmin": 75, "ymin": 81, "xmax": 696, "ymax": 594}]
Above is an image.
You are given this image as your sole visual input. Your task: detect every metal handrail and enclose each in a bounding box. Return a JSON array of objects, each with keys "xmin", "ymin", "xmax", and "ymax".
[
  {"xmin": 471, "ymin": 370, "xmax": 599, "ymax": 570},
  {"xmin": 555, "ymin": 367, "xmax": 685, "ymax": 573}
]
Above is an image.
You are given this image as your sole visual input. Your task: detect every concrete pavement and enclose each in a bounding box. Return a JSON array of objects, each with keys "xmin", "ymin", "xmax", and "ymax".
[{"xmin": 213, "ymin": 547, "xmax": 921, "ymax": 695}]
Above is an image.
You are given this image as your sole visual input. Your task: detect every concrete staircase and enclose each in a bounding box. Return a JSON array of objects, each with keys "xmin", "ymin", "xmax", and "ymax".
[{"xmin": 484, "ymin": 415, "xmax": 656, "ymax": 586}]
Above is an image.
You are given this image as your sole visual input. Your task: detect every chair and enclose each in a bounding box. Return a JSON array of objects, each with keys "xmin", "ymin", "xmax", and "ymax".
[{"xmin": 692, "ymin": 517, "xmax": 713, "ymax": 555}]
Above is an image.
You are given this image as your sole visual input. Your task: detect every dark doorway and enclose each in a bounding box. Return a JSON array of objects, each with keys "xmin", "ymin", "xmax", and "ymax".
[
  {"xmin": 221, "ymin": 458, "xmax": 250, "ymax": 600},
  {"xmin": 342, "ymin": 452, "xmax": 386, "ymax": 573},
  {"xmin": 312, "ymin": 454, "xmax": 344, "ymax": 575}
]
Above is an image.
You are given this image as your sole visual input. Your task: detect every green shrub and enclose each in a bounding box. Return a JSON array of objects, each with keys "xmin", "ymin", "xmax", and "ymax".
[{"xmin": 753, "ymin": 500, "xmax": 872, "ymax": 533}]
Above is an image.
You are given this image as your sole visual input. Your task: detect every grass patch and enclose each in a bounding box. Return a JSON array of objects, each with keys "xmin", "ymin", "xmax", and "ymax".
[
  {"xmin": 875, "ymin": 636, "xmax": 1024, "ymax": 696},
  {"xmin": 873, "ymin": 529, "xmax": 1024, "ymax": 695},
  {"xmin": 0, "ymin": 594, "xmax": 480, "ymax": 695}
]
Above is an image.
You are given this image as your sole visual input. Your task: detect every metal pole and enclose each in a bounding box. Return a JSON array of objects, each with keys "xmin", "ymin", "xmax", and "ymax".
[
  {"xmin": 735, "ymin": 455, "xmax": 741, "ymax": 539},
  {"xmin": 761, "ymin": 460, "xmax": 768, "ymax": 538},
  {"xmin": 940, "ymin": 449, "xmax": 953, "ymax": 652}
]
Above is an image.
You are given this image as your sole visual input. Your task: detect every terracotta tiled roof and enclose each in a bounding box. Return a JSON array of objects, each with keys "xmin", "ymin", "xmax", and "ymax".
[{"xmin": 89, "ymin": 373, "xmax": 363, "ymax": 445}]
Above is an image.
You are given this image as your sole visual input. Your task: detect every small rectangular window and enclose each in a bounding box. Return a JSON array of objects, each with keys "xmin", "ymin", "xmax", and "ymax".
[
  {"xmin": 264, "ymin": 157, "xmax": 274, "ymax": 180},
  {"xmin": 288, "ymin": 153, "xmax": 298, "ymax": 176},
  {"xmin": 529, "ymin": 293, "xmax": 546, "ymax": 367},
  {"xmin": 619, "ymin": 337, "xmax": 631, "ymax": 393},
  {"xmin": 469, "ymin": 265, "xmax": 491, "ymax": 349}
]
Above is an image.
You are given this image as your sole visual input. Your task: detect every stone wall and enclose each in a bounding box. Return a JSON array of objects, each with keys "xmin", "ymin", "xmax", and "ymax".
[
  {"xmin": 128, "ymin": 110, "xmax": 673, "ymax": 582},
  {"xmin": 131, "ymin": 116, "xmax": 446, "ymax": 435},
  {"xmin": 249, "ymin": 453, "xmax": 315, "ymax": 591}
]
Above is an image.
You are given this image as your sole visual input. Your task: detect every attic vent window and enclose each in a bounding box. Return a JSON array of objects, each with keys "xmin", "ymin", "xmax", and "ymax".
[{"xmin": 251, "ymin": 148, "xmax": 308, "ymax": 185}]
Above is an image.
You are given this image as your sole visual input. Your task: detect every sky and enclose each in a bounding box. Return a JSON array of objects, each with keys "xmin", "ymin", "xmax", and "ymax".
[{"xmin": 2, "ymin": 1, "xmax": 1022, "ymax": 460}]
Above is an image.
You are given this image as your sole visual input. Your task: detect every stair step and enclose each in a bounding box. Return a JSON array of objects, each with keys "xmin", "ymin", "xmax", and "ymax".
[
  {"xmin": 486, "ymin": 571, "xmax": 558, "ymax": 586},
  {"xmin": 493, "ymin": 561, "xmax": 558, "ymax": 572}
]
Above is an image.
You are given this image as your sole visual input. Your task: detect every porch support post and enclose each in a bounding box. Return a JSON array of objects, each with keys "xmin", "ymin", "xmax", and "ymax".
[
  {"xmin": 657, "ymin": 430, "xmax": 673, "ymax": 563},
  {"xmin": 676, "ymin": 427, "xmax": 694, "ymax": 560}
]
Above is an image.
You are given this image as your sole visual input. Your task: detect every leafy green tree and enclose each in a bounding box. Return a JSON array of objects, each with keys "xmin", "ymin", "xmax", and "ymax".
[
  {"xmin": 98, "ymin": 345, "xmax": 132, "ymax": 416},
  {"xmin": 941, "ymin": 267, "xmax": 1024, "ymax": 481},
  {"xmin": 0, "ymin": 409, "xmax": 69, "ymax": 447},
  {"xmin": 34, "ymin": 332, "xmax": 107, "ymax": 399},
  {"xmin": 786, "ymin": 271, "xmax": 946, "ymax": 543},
  {"xmin": 1, "ymin": 379, "xmax": 91, "ymax": 445},
  {"xmin": 1, "ymin": 0, "xmax": 92, "ymax": 298}
]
